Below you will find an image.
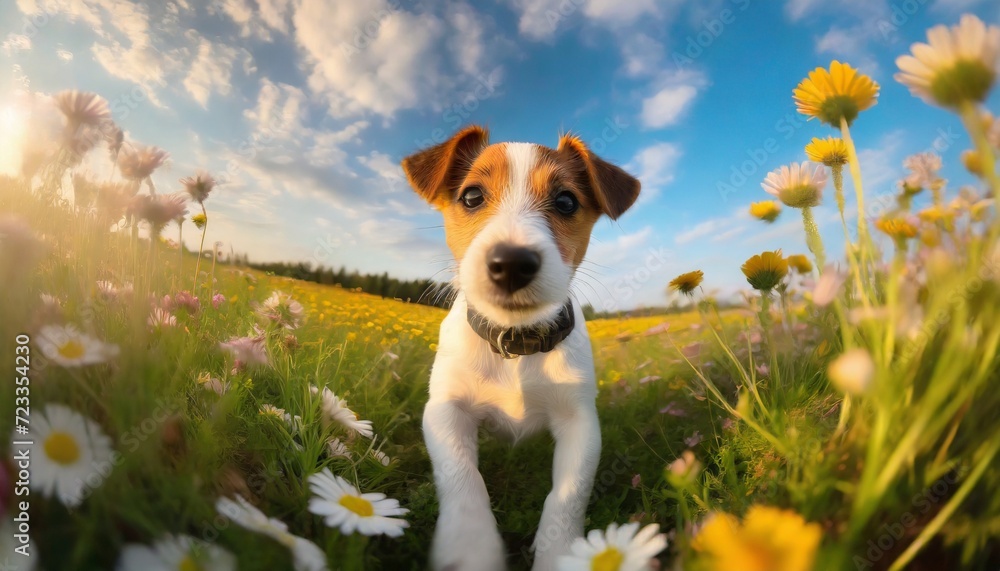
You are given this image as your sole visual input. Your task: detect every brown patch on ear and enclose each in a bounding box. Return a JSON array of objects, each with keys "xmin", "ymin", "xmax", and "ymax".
[
  {"xmin": 556, "ymin": 134, "xmax": 640, "ymax": 220},
  {"xmin": 401, "ymin": 125, "xmax": 490, "ymax": 206}
]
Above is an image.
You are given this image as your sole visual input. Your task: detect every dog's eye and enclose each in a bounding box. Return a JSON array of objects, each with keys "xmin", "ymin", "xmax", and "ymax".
[
  {"xmin": 553, "ymin": 191, "xmax": 579, "ymax": 216},
  {"xmin": 460, "ymin": 186, "xmax": 485, "ymax": 209}
]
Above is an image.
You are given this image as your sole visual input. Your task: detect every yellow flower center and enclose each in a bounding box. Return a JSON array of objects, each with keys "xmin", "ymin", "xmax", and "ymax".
[
  {"xmin": 44, "ymin": 431, "xmax": 81, "ymax": 465},
  {"xmin": 591, "ymin": 547, "xmax": 624, "ymax": 571},
  {"xmin": 339, "ymin": 494, "xmax": 375, "ymax": 517},
  {"xmin": 931, "ymin": 59, "xmax": 995, "ymax": 108},
  {"xmin": 778, "ymin": 184, "xmax": 821, "ymax": 209},
  {"xmin": 178, "ymin": 555, "xmax": 202, "ymax": 571},
  {"xmin": 57, "ymin": 339, "xmax": 86, "ymax": 360}
]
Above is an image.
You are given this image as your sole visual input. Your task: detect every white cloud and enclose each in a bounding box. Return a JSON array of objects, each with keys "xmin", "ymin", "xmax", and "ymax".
[
  {"xmin": 641, "ymin": 84, "xmax": 697, "ymax": 128},
  {"xmin": 620, "ymin": 33, "xmax": 664, "ymax": 78},
  {"xmin": 56, "ymin": 48, "xmax": 73, "ymax": 61},
  {"xmin": 626, "ymin": 142, "xmax": 682, "ymax": 204},
  {"xmin": 2, "ymin": 34, "xmax": 31, "ymax": 55},
  {"xmin": 243, "ymin": 78, "xmax": 308, "ymax": 140},
  {"xmin": 183, "ymin": 38, "xmax": 247, "ymax": 108},
  {"xmin": 292, "ymin": 0, "xmax": 501, "ymax": 120},
  {"xmin": 508, "ymin": 0, "xmax": 665, "ymax": 41},
  {"xmin": 215, "ymin": 0, "xmax": 292, "ymax": 40}
]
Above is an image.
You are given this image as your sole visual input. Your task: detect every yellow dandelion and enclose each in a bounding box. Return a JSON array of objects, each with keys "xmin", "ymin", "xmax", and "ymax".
[
  {"xmin": 669, "ymin": 270, "xmax": 704, "ymax": 296},
  {"xmin": 692, "ymin": 505, "xmax": 823, "ymax": 571},
  {"xmin": 793, "ymin": 61, "xmax": 880, "ymax": 126},
  {"xmin": 785, "ymin": 254, "xmax": 813, "ymax": 274},
  {"xmin": 875, "ymin": 217, "xmax": 918, "ymax": 240},
  {"xmin": 749, "ymin": 201, "xmax": 782, "ymax": 223},
  {"xmin": 895, "ymin": 14, "xmax": 1000, "ymax": 108},
  {"xmin": 962, "ymin": 149, "xmax": 983, "ymax": 176},
  {"xmin": 741, "ymin": 250, "xmax": 788, "ymax": 291},
  {"xmin": 917, "ymin": 205, "xmax": 954, "ymax": 223},
  {"xmin": 804, "ymin": 136, "xmax": 849, "ymax": 166},
  {"xmin": 191, "ymin": 212, "xmax": 207, "ymax": 230}
]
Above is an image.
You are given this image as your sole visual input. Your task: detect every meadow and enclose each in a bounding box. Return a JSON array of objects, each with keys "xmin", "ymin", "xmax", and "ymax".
[{"xmin": 2, "ymin": 12, "xmax": 1000, "ymax": 571}]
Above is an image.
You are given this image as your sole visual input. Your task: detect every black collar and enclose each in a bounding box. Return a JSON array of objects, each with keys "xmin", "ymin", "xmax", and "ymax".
[{"xmin": 466, "ymin": 301, "xmax": 576, "ymax": 359}]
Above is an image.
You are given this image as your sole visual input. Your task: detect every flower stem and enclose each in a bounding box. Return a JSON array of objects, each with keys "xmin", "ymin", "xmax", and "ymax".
[
  {"xmin": 193, "ymin": 202, "xmax": 208, "ymax": 293},
  {"xmin": 959, "ymin": 100, "xmax": 1000, "ymax": 200},
  {"xmin": 840, "ymin": 116, "xmax": 875, "ymax": 299},
  {"xmin": 801, "ymin": 206, "xmax": 826, "ymax": 269}
]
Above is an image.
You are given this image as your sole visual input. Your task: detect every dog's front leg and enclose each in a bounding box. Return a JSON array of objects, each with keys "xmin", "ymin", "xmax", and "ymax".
[
  {"xmin": 424, "ymin": 398, "xmax": 506, "ymax": 571},
  {"xmin": 530, "ymin": 405, "xmax": 601, "ymax": 571}
]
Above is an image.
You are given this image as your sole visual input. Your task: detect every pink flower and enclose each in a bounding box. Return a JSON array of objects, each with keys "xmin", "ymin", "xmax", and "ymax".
[
  {"xmin": 219, "ymin": 333, "xmax": 269, "ymax": 372},
  {"xmin": 119, "ymin": 144, "xmax": 169, "ymax": 181},
  {"xmin": 54, "ymin": 90, "xmax": 110, "ymax": 128},
  {"xmin": 631, "ymin": 473, "xmax": 641, "ymax": 488},
  {"xmin": 180, "ymin": 171, "xmax": 216, "ymax": 203},
  {"xmin": 813, "ymin": 265, "xmax": 847, "ymax": 307},
  {"xmin": 172, "ymin": 291, "xmax": 200, "ymax": 315},
  {"xmin": 212, "ymin": 293, "xmax": 226, "ymax": 309},
  {"xmin": 130, "ymin": 193, "xmax": 188, "ymax": 231},
  {"xmin": 659, "ymin": 402, "xmax": 688, "ymax": 417},
  {"xmin": 684, "ymin": 431, "xmax": 704, "ymax": 447}
]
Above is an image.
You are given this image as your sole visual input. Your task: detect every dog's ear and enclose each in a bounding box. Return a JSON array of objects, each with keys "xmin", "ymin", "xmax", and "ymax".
[
  {"xmin": 557, "ymin": 134, "xmax": 640, "ymax": 220},
  {"xmin": 401, "ymin": 125, "xmax": 490, "ymax": 206}
]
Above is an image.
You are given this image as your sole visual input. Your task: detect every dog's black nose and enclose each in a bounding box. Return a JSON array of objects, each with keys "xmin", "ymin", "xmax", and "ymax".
[{"xmin": 486, "ymin": 244, "xmax": 541, "ymax": 293}]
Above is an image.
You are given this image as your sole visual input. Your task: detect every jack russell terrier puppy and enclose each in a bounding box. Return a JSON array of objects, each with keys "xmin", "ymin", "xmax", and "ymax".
[{"xmin": 402, "ymin": 125, "xmax": 640, "ymax": 571}]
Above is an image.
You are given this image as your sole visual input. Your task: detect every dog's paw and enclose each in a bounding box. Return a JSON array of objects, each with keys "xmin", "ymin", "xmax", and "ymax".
[{"xmin": 431, "ymin": 513, "xmax": 506, "ymax": 571}]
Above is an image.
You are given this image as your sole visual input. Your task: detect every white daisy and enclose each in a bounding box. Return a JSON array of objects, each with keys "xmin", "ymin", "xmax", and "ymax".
[
  {"xmin": 310, "ymin": 386, "xmax": 373, "ymax": 438},
  {"xmin": 895, "ymin": 14, "xmax": 1000, "ymax": 107},
  {"xmin": 24, "ymin": 404, "xmax": 114, "ymax": 507},
  {"xmin": 37, "ymin": 324, "xmax": 119, "ymax": 367},
  {"xmin": 255, "ymin": 290, "xmax": 306, "ymax": 330},
  {"xmin": 326, "ymin": 438, "xmax": 351, "ymax": 459},
  {"xmin": 116, "ymin": 534, "xmax": 236, "ymax": 571},
  {"xmin": 148, "ymin": 308, "xmax": 177, "ymax": 329},
  {"xmin": 259, "ymin": 404, "xmax": 287, "ymax": 419},
  {"xmin": 557, "ymin": 522, "xmax": 668, "ymax": 571},
  {"xmin": 761, "ymin": 162, "xmax": 827, "ymax": 209},
  {"xmin": 307, "ymin": 468, "xmax": 409, "ymax": 538},
  {"xmin": 216, "ymin": 495, "xmax": 328, "ymax": 571},
  {"xmin": 371, "ymin": 449, "xmax": 391, "ymax": 467}
]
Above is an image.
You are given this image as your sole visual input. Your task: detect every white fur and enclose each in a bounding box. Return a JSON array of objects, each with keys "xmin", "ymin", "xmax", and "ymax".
[{"xmin": 425, "ymin": 144, "xmax": 601, "ymax": 571}]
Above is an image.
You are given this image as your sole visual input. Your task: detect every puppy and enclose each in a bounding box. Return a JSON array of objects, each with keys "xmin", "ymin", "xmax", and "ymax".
[{"xmin": 401, "ymin": 126, "xmax": 640, "ymax": 571}]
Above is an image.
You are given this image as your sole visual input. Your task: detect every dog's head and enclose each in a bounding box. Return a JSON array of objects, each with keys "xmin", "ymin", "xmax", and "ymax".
[{"xmin": 402, "ymin": 126, "xmax": 640, "ymax": 328}]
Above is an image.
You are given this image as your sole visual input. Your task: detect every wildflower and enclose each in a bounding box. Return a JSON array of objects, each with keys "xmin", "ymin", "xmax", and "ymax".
[
  {"xmin": 219, "ymin": 334, "xmax": 269, "ymax": 370},
  {"xmin": 212, "ymin": 293, "xmax": 226, "ymax": 309},
  {"xmin": 25, "ymin": 404, "xmax": 114, "ymax": 507},
  {"xmin": 786, "ymin": 254, "xmax": 813, "ymax": 274},
  {"xmin": 54, "ymin": 90, "xmax": 110, "ymax": 129},
  {"xmin": 180, "ymin": 171, "xmax": 216, "ymax": 203},
  {"xmin": 192, "ymin": 212, "xmax": 207, "ymax": 229},
  {"xmin": 804, "ymin": 136, "xmax": 849, "ymax": 166},
  {"xmin": 371, "ymin": 449, "xmax": 391, "ymax": 466},
  {"xmin": 684, "ymin": 431, "xmax": 704, "ymax": 447},
  {"xmin": 895, "ymin": 15, "xmax": 1000, "ymax": 108},
  {"xmin": 327, "ymin": 438, "xmax": 352, "ymax": 459},
  {"xmin": 307, "ymin": 469, "xmax": 409, "ymax": 537},
  {"xmin": 148, "ymin": 308, "xmax": 177, "ymax": 329},
  {"xmin": 692, "ymin": 506, "xmax": 822, "ymax": 571},
  {"xmin": 116, "ymin": 534, "xmax": 236, "ymax": 571},
  {"xmin": 171, "ymin": 290, "xmax": 200, "ymax": 315},
  {"xmin": 119, "ymin": 144, "xmax": 169, "ymax": 181},
  {"xmin": 749, "ymin": 200, "xmax": 782, "ymax": 223},
  {"xmin": 256, "ymin": 290, "xmax": 306, "ymax": 330},
  {"xmin": 310, "ymin": 386, "xmax": 373, "ymax": 438},
  {"xmin": 667, "ymin": 450, "xmax": 702, "ymax": 484},
  {"xmin": 556, "ymin": 522, "xmax": 667, "ymax": 571},
  {"xmin": 741, "ymin": 250, "xmax": 788, "ymax": 292},
  {"xmin": 37, "ymin": 324, "xmax": 119, "ymax": 367},
  {"xmin": 812, "ymin": 266, "xmax": 846, "ymax": 306},
  {"xmin": 668, "ymin": 270, "xmax": 704, "ymax": 296},
  {"xmin": 259, "ymin": 404, "xmax": 286, "ymax": 419},
  {"xmin": 793, "ymin": 61, "xmax": 879, "ymax": 126},
  {"xmin": 762, "ymin": 163, "xmax": 827, "ymax": 209},
  {"xmin": 131, "ymin": 193, "xmax": 189, "ymax": 232},
  {"xmin": 875, "ymin": 217, "xmax": 918, "ymax": 240},
  {"xmin": 216, "ymin": 495, "xmax": 328, "ymax": 571},
  {"xmin": 828, "ymin": 348, "xmax": 876, "ymax": 395},
  {"xmin": 902, "ymin": 152, "xmax": 944, "ymax": 193}
]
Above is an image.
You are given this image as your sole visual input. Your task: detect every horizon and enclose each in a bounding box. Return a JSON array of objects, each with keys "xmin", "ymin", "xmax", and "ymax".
[{"xmin": 2, "ymin": 0, "xmax": 999, "ymax": 312}]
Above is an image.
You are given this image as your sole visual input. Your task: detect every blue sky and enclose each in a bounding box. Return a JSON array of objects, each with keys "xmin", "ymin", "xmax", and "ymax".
[{"xmin": 1, "ymin": 0, "xmax": 998, "ymax": 310}]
